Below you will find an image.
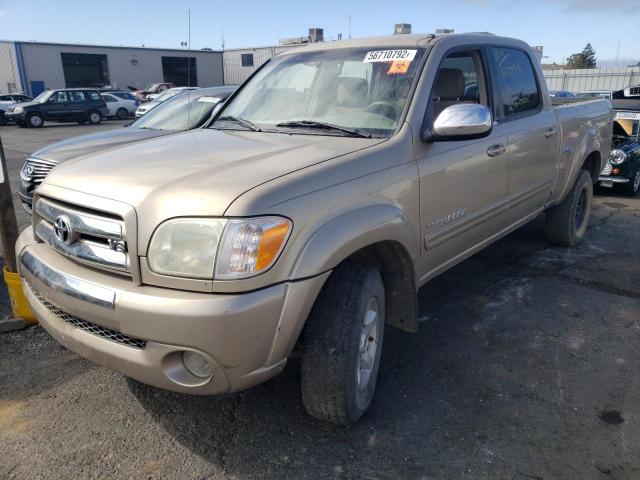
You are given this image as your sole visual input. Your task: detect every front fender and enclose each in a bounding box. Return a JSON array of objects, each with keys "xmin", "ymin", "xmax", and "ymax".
[{"xmin": 290, "ymin": 203, "xmax": 419, "ymax": 280}]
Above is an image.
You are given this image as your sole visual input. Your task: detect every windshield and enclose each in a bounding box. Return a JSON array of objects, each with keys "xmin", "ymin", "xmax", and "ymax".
[
  {"xmin": 33, "ymin": 91, "xmax": 54, "ymax": 103},
  {"xmin": 132, "ymin": 91, "xmax": 222, "ymax": 131},
  {"xmin": 144, "ymin": 83, "xmax": 158, "ymax": 91},
  {"xmin": 212, "ymin": 47, "xmax": 425, "ymax": 137},
  {"xmin": 613, "ymin": 114, "xmax": 640, "ymax": 143}
]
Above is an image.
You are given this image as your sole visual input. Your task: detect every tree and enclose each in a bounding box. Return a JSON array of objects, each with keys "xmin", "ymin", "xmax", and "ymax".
[{"xmin": 566, "ymin": 43, "xmax": 597, "ymax": 69}]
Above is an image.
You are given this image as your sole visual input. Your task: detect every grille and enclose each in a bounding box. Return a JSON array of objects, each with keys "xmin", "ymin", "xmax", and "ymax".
[
  {"xmin": 629, "ymin": 86, "xmax": 640, "ymax": 96},
  {"xmin": 33, "ymin": 291, "xmax": 147, "ymax": 349},
  {"xmin": 22, "ymin": 157, "xmax": 57, "ymax": 184}
]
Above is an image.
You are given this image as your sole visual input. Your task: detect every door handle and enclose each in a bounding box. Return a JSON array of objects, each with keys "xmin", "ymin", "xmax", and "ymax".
[
  {"xmin": 544, "ymin": 127, "xmax": 557, "ymax": 138},
  {"xmin": 487, "ymin": 143, "xmax": 506, "ymax": 157}
]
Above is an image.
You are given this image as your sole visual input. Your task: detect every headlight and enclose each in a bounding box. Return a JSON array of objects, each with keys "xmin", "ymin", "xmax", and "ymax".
[
  {"xmin": 148, "ymin": 218, "xmax": 226, "ymax": 278},
  {"xmin": 215, "ymin": 217, "xmax": 291, "ymax": 279},
  {"xmin": 609, "ymin": 149, "xmax": 627, "ymax": 165},
  {"xmin": 13, "ymin": 106, "xmax": 23, "ymax": 114},
  {"xmin": 147, "ymin": 216, "xmax": 291, "ymax": 280}
]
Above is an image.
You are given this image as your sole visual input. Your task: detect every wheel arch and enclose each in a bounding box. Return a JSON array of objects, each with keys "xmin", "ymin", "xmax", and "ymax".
[{"xmin": 290, "ymin": 204, "xmax": 419, "ymax": 332}]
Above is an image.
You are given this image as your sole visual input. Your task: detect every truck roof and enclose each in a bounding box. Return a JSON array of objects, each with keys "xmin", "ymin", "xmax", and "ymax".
[{"xmin": 280, "ymin": 32, "xmax": 527, "ymax": 54}]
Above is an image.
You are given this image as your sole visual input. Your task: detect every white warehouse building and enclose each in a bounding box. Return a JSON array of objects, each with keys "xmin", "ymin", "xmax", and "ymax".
[{"xmin": 0, "ymin": 40, "xmax": 224, "ymax": 96}]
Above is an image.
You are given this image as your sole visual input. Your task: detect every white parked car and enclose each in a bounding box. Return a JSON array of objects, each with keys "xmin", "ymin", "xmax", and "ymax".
[
  {"xmin": 101, "ymin": 92, "xmax": 137, "ymax": 119},
  {"xmin": 135, "ymin": 87, "xmax": 198, "ymax": 117}
]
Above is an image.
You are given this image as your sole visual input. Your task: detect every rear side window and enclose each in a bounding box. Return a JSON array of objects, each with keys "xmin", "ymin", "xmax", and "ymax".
[
  {"xmin": 87, "ymin": 91, "xmax": 102, "ymax": 102},
  {"xmin": 489, "ymin": 47, "xmax": 540, "ymax": 117},
  {"xmin": 69, "ymin": 91, "xmax": 86, "ymax": 102}
]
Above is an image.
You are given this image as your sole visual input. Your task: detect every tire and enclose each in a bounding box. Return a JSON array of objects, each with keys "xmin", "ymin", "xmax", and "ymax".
[
  {"xmin": 0, "ymin": 111, "xmax": 6, "ymax": 126},
  {"xmin": 26, "ymin": 112, "xmax": 44, "ymax": 128},
  {"xmin": 301, "ymin": 261, "xmax": 386, "ymax": 425},
  {"xmin": 87, "ymin": 110, "xmax": 102, "ymax": 125},
  {"xmin": 619, "ymin": 168, "xmax": 640, "ymax": 196},
  {"xmin": 545, "ymin": 170, "xmax": 593, "ymax": 246},
  {"xmin": 116, "ymin": 108, "xmax": 129, "ymax": 120}
]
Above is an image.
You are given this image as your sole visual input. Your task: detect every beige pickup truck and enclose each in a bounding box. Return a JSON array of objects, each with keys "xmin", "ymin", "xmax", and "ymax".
[{"xmin": 17, "ymin": 33, "xmax": 612, "ymax": 425}]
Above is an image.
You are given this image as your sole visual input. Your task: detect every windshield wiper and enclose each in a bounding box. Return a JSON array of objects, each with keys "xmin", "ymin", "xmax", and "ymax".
[
  {"xmin": 216, "ymin": 115, "xmax": 261, "ymax": 132},
  {"xmin": 275, "ymin": 120, "xmax": 371, "ymax": 138}
]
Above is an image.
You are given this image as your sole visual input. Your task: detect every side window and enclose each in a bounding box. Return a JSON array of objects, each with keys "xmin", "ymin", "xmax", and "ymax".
[
  {"xmin": 88, "ymin": 91, "xmax": 101, "ymax": 102},
  {"xmin": 431, "ymin": 50, "xmax": 487, "ymax": 119},
  {"xmin": 103, "ymin": 94, "xmax": 115, "ymax": 102},
  {"xmin": 489, "ymin": 47, "xmax": 540, "ymax": 117},
  {"xmin": 69, "ymin": 91, "xmax": 86, "ymax": 102},
  {"xmin": 55, "ymin": 91, "xmax": 68, "ymax": 103}
]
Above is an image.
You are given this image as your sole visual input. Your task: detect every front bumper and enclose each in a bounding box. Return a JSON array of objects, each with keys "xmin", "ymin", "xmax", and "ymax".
[
  {"xmin": 17, "ymin": 227, "xmax": 328, "ymax": 395},
  {"xmin": 598, "ymin": 176, "xmax": 629, "ymax": 184}
]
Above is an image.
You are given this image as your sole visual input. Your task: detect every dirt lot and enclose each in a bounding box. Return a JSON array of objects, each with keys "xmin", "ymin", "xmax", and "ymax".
[{"xmin": 1, "ymin": 123, "xmax": 639, "ymax": 479}]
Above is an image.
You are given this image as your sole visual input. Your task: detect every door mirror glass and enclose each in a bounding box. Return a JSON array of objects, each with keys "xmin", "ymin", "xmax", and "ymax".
[{"xmin": 431, "ymin": 104, "xmax": 492, "ymax": 140}]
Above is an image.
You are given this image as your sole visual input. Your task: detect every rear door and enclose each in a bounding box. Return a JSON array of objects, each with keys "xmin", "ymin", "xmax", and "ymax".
[
  {"xmin": 414, "ymin": 46, "xmax": 511, "ymax": 281},
  {"xmin": 102, "ymin": 93, "xmax": 118, "ymax": 116},
  {"xmin": 487, "ymin": 47, "xmax": 559, "ymax": 224},
  {"xmin": 67, "ymin": 90, "xmax": 88, "ymax": 119}
]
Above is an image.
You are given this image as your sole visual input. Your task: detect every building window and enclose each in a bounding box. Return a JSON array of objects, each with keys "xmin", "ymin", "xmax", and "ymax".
[
  {"xmin": 161, "ymin": 56, "xmax": 198, "ymax": 86},
  {"xmin": 61, "ymin": 53, "xmax": 110, "ymax": 88},
  {"xmin": 241, "ymin": 53, "xmax": 254, "ymax": 67}
]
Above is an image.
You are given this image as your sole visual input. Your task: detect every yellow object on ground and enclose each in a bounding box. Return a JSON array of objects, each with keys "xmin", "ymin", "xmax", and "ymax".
[{"xmin": 4, "ymin": 268, "xmax": 37, "ymax": 325}]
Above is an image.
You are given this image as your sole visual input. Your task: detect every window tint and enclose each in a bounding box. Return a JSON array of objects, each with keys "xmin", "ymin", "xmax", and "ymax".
[
  {"xmin": 69, "ymin": 91, "xmax": 86, "ymax": 102},
  {"xmin": 103, "ymin": 94, "xmax": 116, "ymax": 102},
  {"xmin": 88, "ymin": 91, "xmax": 101, "ymax": 101},
  {"xmin": 490, "ymin": 47, "xmax": 540, "ymax": 117},
  {"xmin": 241, "ymin": 53, "xmax": 254, "ymax": 67}
]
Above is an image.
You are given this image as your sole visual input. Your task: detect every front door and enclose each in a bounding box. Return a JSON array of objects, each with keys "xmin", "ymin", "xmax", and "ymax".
[
  {"xmin": 43, "ymin": 91, "xmax": 69, "ymax": 120},
  {"xmin": 414, "ymin": 47, "xmax": 510, "ymax": 282}
]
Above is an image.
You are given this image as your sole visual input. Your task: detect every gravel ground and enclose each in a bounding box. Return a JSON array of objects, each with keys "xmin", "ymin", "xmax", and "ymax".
[{"xmin": 0, "ymin": 123, "xmax": 639, "ymax": 479}]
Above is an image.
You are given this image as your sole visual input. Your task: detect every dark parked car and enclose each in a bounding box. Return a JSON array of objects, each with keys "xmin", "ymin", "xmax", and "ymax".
[
  {"xmin": 598, "ymin": 100, "xmax": 640, "ymax": 195},
  {"xmin": 19, "ymin": 86, "xmax": 236, "ymax": 211},
  {"xmin": 5, "ymin": 89, "xmax": 108, "ymax": 128},
  {"xmin": 0, "ymin": 94, "xmax": 33, "ymax": 103}
]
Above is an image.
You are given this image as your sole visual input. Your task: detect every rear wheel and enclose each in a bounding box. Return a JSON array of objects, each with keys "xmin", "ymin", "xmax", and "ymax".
[
  {"xmin": 116, "ymin": 108, "xmax": 129, "ymax": 120},
  {"xmin": 545, "ymin": 170, "xmax": 593, "ymax": 246},
  {"xmin": 27, "ymin": 112, "xmax": 44, "ymax": 128},
  {"xmin": 0, "ymin": 111, "xmax": 6, "ymax": 126},
  {"xmin": 620, "ymin": 168, "xmax": 640, "ymax": 196},
  {"xmin": 87, "ymin": 110, "xmax": 102, "ymax": 125},
  {"xmin": 301, "ymin": 261, "xmax": 385, "ymax": 425}
]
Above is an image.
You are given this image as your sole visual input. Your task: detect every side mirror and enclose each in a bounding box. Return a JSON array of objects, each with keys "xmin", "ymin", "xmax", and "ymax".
[{"xmin": 425, "ymin": 104, "xmax": 493, "ymax": 142}]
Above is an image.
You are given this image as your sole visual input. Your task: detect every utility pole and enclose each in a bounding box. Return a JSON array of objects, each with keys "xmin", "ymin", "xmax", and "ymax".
[
  {"xmin": 348, "ymin": 15, "xmax": 352, "ymax": 39},
  {"xmin": 0, "ymin": 135, "xmax": 34, "ymax": 331}
]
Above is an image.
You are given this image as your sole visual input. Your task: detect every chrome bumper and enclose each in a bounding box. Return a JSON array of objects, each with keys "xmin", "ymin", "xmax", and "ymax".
[
  {"xmin": 598, "ymin": 176, "xmax": 629, "ymax": 184},
  {"xmin": 20, "ymin": 250, "xmax": 115, "ymax": 308}
]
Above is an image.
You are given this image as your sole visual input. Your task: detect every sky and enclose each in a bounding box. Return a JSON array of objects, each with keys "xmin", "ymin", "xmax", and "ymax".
[{"xmin": 0, "ymin": 0, "xmax": 639, "ymax": 66}]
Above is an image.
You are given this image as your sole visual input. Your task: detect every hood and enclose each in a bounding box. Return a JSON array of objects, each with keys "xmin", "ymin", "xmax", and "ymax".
[
  {"xmin": 31, "ymin": 127, "xmax": 172, "ymax": 164},
  {"xmin": 45, "ymin": 128, "xmax": 383, "ymax": 218}
]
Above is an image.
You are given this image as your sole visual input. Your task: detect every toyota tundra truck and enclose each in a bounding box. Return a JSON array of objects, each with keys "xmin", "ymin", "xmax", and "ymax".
[{"xmin": 16, "ymin": 33, "xmax": 612, "ymax": 425}]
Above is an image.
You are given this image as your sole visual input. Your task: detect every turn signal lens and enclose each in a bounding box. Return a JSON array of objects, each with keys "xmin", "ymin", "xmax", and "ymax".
[{"xmin": 215, "ymin": 217, "xmax": 292, "ymax": 279}]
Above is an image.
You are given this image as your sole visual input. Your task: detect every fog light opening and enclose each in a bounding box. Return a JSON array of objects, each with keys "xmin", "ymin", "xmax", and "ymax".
[{"xmin": 182, "ymin": 351, "xmax": 212, "ymax": 379}]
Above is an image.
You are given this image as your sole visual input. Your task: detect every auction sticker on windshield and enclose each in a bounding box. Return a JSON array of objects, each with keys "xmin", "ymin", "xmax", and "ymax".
[
  {"xmin": 364, "ymin": 49, "xmax": 417, "ymax": 63},
  {"xmin": 615, "ymin": 111, "xmax": 640, "ymax": 121}
]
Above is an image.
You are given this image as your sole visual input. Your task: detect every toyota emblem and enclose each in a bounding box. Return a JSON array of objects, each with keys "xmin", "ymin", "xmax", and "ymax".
[{"xmin": 53, "ymin": 215, "xmax": 74, "ymax": 244}]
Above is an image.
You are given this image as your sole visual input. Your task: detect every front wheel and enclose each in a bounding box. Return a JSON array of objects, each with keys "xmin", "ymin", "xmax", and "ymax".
[
  {"xmin": 545, "ymin": 170, "xmax": 593, "ymax": 246},
  {"xmin": 27, "ymin": 112, "xmax": 44, "ymax": 128},
  {"xmin": 620, "ymin": 168, "xmax": 640, "ymax": 196},
  {"xmin": 301, "ymin": 261, "xmax": 385, "ymax": 425},
  {"xmin": 116, "ymin": 108, "xmax": 129, "ymax": 120},
  {"xmin": 0, "ymin": 111, "xmax": 6, "ymax": 126}
]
